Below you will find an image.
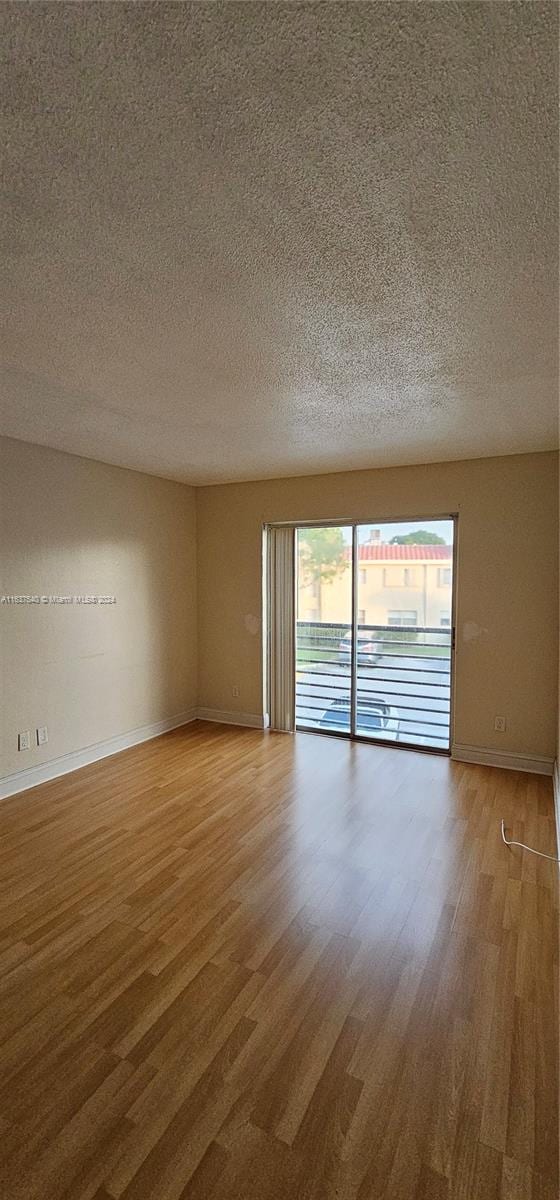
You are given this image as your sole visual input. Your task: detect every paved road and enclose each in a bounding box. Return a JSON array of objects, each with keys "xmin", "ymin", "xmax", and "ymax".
[{"xmin": 296, "ymin": 655, "xmax": 451, "ymax": 748}]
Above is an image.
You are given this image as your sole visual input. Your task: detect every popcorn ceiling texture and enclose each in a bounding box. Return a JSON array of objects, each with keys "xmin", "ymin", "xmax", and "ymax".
[{"xmin": 1, "ymin": 1, "xmax": 558, "ymax": 484}]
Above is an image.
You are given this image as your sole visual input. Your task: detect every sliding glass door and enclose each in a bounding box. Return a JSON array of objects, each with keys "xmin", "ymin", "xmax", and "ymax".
[
  {"xmin": 295, "ymin": 526, "xmax": 353, "ymax": 734},
  {"xmin": 295, "ymin": 518, "xmax": 455, "ymax": 752}
]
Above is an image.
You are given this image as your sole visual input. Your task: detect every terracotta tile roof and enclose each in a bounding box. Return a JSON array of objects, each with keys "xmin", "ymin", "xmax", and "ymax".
[{"xmin": 345, "ymin": 544, "xmax": 452, "ymax": 561}]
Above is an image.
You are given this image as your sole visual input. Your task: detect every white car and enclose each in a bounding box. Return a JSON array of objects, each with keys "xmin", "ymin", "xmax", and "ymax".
[{"xmin": 319, "ymin": 697, "xmax": 400, "ymax": 739}]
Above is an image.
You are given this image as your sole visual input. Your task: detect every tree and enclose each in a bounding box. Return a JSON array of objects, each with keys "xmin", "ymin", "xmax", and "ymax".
[
  {"xmin": 298, "ymin": 527, "xmax": 348, "ymax": 620},
  {"xmin": 390, "ymin": 530, "xmax": 446, "ymax": 545}
]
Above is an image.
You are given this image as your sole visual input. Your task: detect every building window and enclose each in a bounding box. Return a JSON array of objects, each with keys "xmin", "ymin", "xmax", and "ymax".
[
  {"xmin": 387, "ymin": 610, "xmax": 417, "ymax": 627},
  {"xmin": 440, "ymin": 615, "xmax": 451, "ymax": 627},
  {"xmin": 437, "ymin": 568, "xmax": 452, "ymax": 587},
  {"xmin": 403, "ymin": 568, "xmax": 412, "ymax": 587}
]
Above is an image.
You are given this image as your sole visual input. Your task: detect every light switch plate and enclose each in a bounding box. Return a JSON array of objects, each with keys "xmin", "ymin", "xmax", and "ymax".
[{"xmin": 36, "ymin": 726, "xmax": 49, "ymax": 746}]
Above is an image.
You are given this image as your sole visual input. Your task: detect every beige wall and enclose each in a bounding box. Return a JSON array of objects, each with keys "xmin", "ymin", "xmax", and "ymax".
[
  {"xmin": 1, "ymin": 441, "xmax": 557, "ymax": 781},
  {"xmin": 196, "ymin": 452, "xmax": 559, "ymax": 759},
  {"xmin": 0, "ymin": 437, "xmax": 197, "ymax": 777}
]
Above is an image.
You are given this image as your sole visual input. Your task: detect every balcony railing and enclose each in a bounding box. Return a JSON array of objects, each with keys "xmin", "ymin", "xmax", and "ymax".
[{"xmin": 295, "ymin": 620, "xmax": 452, "ymax": 750}]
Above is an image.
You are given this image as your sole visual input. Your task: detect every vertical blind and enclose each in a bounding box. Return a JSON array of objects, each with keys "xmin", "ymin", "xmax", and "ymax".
[{"xmin": 267, "ymin": 525, "xmax": 296, "ymax": 732}]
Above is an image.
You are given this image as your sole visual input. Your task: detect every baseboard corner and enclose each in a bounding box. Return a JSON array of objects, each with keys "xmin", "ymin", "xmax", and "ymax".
[{"xmin": 196, "ymin": 707, "xmax": 266, "ymax": 729}]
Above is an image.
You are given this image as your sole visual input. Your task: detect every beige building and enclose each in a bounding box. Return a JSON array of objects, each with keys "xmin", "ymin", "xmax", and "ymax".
[{"xmin": 299, "ymin": 532, "xmax": 453, "ymax": 629}]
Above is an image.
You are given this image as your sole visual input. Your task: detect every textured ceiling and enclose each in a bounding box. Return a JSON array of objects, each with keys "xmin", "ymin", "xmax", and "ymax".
[{"xmin": 1, "ymin": 2, "xmax": 558, "ymax": 484}]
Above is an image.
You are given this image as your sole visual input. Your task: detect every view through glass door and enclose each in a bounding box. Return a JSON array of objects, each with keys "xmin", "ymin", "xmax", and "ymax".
[{"xmin": 295, "ymin": 518, "xmax": 455, "ymax": 752}]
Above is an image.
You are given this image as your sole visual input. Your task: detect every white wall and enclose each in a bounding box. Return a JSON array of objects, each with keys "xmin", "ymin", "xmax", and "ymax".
[
  {"xmin": 2, "ymin": 438, "xmax": 558, "ymax": 787},
  {"xmin": 196, "ymin": 452, "xmax": 559, "ymax": 761},
  {"xmin": 0, "ymin": 437, "xmax": 197, "ymax": 779}
]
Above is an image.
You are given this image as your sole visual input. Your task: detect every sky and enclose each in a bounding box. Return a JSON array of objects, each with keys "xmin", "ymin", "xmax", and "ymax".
[{"xmin": 337, "ymin": 519, "xmax": 454, "ymax": 545}]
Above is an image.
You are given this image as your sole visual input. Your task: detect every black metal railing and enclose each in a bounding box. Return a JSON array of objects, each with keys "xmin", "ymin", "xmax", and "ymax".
[{"xmin": 296, "ymin": 620, "xmax": 452, "ymax": 749}]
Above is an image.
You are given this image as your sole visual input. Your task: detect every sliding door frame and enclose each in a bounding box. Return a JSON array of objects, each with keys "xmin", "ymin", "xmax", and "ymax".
[
  {"xmin": 275, "ymin": 513, "xmax": 458, "ymax": 756},
  {"xmin": 350, "ymin": 524, "xmax": 358, "ymax": 738}
]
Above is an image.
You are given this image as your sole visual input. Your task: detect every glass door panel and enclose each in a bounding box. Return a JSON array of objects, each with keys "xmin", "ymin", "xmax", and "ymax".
[
  {"xmin": 355, "ymin": 521, "xmax": 454, "ymax": 749},
  {"xmin": 294, "ymin": 518, "xmax": 454, "ymax": 753},
  {"xmin": 295, "ymin": 526, "xmax": 353, "ymax": 734}
]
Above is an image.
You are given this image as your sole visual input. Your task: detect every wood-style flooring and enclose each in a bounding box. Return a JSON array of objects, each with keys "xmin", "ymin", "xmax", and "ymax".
[{"xmin": 0, "ymin": 721, "xmax": 558, "ymax": 1199}]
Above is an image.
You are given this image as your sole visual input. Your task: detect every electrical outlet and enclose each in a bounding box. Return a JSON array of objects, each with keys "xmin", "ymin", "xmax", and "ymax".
[
  {"xmin": 494, "ymin": 716, "xmax": 506, "ymax": 732},
  {"xmin": 36, "ymin": 726, "xmax": 48, "ymax": 746},
  {"xmin": 232, "ymin": 686, "xmax": 240, "ymax": 698},
  {"xmin": 18, "ymin": 730, "xmax": 31, "ymax": 751}
]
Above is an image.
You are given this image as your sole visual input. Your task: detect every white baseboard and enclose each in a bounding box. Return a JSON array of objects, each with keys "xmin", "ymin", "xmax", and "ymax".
[
  {"xmin": 4, "ymin": 716, "xmax": 552, "ymax": 802},
  {"xmin": 553, "ymin": 760, "xmax": 559, "ymax": 860},
  {"xmin": 196, "ymin": 707, "xmax": 267, "ymax": 729},
  {"xmin": 0, "ymin": 709, "xmax": 197, "ymax": 800},
  {"xmin": 452, "ymin": 743, "xmax": 555, "ymax": 776}
]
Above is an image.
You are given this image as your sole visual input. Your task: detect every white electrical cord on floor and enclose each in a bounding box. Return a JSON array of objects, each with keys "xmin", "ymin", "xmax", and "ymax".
[{"xmin": 501, "ymin": 819, "xmax": 560, "ymax": 863}]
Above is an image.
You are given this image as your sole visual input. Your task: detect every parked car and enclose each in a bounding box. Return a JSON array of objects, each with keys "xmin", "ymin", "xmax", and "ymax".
[
  {"xmin": 318, "ymin": 697, "xmax": 400, "ymax": 739},
  {"xmin": 338, "ymin": 630, "xmax": 382, "ymax": 666}
]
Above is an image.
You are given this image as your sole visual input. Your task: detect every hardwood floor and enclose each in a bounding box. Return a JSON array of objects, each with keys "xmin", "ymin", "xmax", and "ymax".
[{"xmin": 0, "ymin": 721, "xmax": 557, "ymax": 1199}]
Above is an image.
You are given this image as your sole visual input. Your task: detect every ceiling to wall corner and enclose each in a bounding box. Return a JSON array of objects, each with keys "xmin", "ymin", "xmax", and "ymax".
[{"xmin": 1, "ymin": 2, "xmax": 558, "ymax": 484}]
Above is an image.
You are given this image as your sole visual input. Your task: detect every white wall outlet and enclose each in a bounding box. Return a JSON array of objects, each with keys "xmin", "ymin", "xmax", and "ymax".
[
  {"xmin": 18, "ymin": 730, "xmax": 31, "ymax": 751},
  {"xmin": 232, "ymin": 686, "xmax": 240, "ymax": 698},
  {"xmin": 494, "ymin": 716, "xmax": 506, "ymax": 732},
  {"xmin": 36, "ymin": 726, "xmax": 49, "ymax": 746}
]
